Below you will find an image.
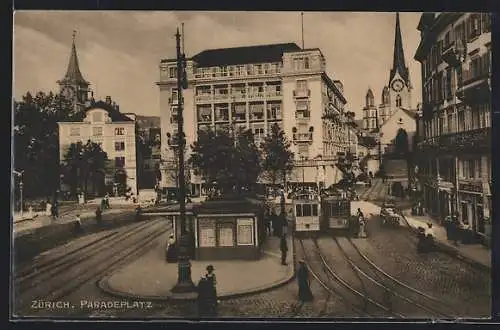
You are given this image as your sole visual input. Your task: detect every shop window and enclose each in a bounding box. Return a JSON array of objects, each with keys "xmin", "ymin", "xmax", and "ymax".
[{"xmin": 236, "ymin": 218, "xmax": 254, "ymax": 246}]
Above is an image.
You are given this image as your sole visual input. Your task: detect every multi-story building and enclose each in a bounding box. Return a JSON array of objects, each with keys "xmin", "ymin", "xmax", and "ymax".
[
  {"xmin": 414, "ymin": 13, "xmax": 492, "ymax": 243},
  {"xmin": 57, "ymin": 33, "xmax": 138, "ymax": 196},
  {"xmin": 157, "ymin": 42, "xmax": 355, "ymax": 195}
]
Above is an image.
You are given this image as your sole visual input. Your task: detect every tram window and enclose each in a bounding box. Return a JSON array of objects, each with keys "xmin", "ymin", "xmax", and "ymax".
[
  {"xmin": 312, "ymin": 204, "xmax": 318, "ymax": 216},
  {"xmin": 296, "ymin": 204, "xmax": 303, "ymax": 217},
  {"xmin": 303, "ymin": 204, "xmax": 312, "ymax": 216}
]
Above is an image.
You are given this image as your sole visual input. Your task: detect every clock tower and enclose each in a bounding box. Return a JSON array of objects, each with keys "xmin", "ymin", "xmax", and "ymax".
[
  {"xmin": 57, "ymin": 30, "xmax": 91, "ymax": 113},
  {"xmin": 387, "ymin": 12, "xmax": 412, "ymax": 113}
]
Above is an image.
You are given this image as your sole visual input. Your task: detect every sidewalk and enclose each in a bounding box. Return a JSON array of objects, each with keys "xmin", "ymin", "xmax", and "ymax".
[
  {"xmin": 98, "ymin": 234, "xmax": 295, "ymax": 301},
  {"xmin": 400, "ymin": 209, "xmax": 491, "ymax": 270},
  {"xmin": 13, "ymin": 204, "xmax": 135, "ymax": 238}
]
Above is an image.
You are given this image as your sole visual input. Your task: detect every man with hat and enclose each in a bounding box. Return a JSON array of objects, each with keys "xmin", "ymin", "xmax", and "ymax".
[{"xmin": 205, "ymin": 264, "xmax": 217, "ymax": 315}]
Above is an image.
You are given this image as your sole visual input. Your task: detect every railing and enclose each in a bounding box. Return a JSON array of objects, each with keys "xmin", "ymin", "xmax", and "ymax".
[
  {"xmin": 295, "ymin": 111, "xmax": 310, "ymax": 120},
  {"xmin": 461, "ymin": 54, "xmax": 491, "ymax": 86},
  {"xmin": 417, "ymin": 127, "xmax": 491, "ymax": 153},
  {"xmin": 197, "ymin": 115, "xmax": 212, "ymax": 123},
  {"xmin": 293, "ymin": 133, "xmax": 313, "ymax": 142},
  {"xmin": 193, "ymin": 67, "xmax": 281, "ymax": 80},
  {"xmin": 195, "ymin": 90, "xmax": 282, "ymax": 103},
  {"xmin": 250, "ymin": 113, "xmax": 265, "ymax": 121},
  {"xmin": 293, "ymin": 89, "xmax": 311, "ymax": 98}
]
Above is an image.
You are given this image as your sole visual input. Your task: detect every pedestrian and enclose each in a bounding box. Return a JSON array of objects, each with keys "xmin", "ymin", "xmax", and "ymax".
[
  {"xmin": 451, "ymin": 213, "xmax": 460, "ymax": 246},
  {"xmin": 280, "ymin": 234, "xmax": 288, "ymax": 265},
  {"xmin": 271, "ymin": 211, "xmax": 278, "ymax": 236},
  {"xmin": 95, "ymin": 206, "xmax": 103, "ymax": 226},
  {"xmin": 74, "ymin": 214, "xmax": 83, "ymax": 235},
  {"xmin": 358, "ymin": 209, "xmax": 367, "ymax": 238},
  {"xmin": 105, "ymin": 193, "xmax": 110, "ymax": 209},
  {"xmin": 297, "ymin": 259, "xmax": 314, "ymax": 302},
  {"xmin": 205, "ymin": 265, "xmax": 218, "ymax": 314},
  {"xmin": 196, "ymin": 275, "xmax": 211, "ymax": 317},
  {"xmin": 165, "ymin": 234, "xmax": 176, "ymax": 262}
]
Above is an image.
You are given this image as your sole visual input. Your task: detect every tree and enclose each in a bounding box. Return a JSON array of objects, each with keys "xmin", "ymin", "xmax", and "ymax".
[
  {"xmin": 189, "ymin": 129, "xmax": 235, "ymax": 196},
  {"xmin": 13, "ymin": 91, "xmax": 75, "ymax": 199},
  {"xmin": 62, "ymin": 140, "xmax": 108, "ymax": 197},
  {"xmin": 260, "ymin": 123, "xmax": 294, "ymax": 188},
  {"xmin": 395, "ymin": 128, "xmax": 409, "ymax": 156},
  {"xmin": 233, "ymin": 128, "xmax": 261, "ymax": 193}
]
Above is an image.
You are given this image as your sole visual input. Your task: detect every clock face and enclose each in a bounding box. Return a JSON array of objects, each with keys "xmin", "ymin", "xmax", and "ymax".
[
  {"xmin": 62, "ymin": 86, "xmax": 75, "ymax": 99},
  {"xmin": 391, "ymin": 79, "xmax": 404, "ymax": 92}
]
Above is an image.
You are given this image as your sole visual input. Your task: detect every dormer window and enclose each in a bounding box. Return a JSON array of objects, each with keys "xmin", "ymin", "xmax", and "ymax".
[
  {"xmin": 115, "ymin": 127, "xmax": 125, "ymax": 136},
  {"xmin": 304, "ymin": 57, "xmax": 310, "ymax": 69}
]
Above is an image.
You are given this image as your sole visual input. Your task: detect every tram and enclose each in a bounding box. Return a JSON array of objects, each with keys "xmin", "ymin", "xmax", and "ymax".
[
  {"xmin": 291, "ymin": 189, "xmax": 353, "ymax": 236},
  {"xmin": 292, "ymin": 190, "xmax": 321, "ymax": 234},
  {"xmin": 321, "ymin": 194, "xmax": 351, "ymax": 232}
]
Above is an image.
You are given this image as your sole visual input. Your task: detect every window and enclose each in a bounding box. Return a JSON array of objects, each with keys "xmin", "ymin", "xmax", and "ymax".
[
  {"xmin": 396, "ymin": 95, "xmax": 402, "ymax": 107},
  {"xmin": 171, "ymin": 88, "xmax": 178, "ymax": 101},
  {"xmin": 115, "ymin": 141, "xmax": 125, "ymax": 151},
  {"xmin": 92, "ymin": 112, "xmax": 103, "ymax": 122},
  {"xmin": 482, "ymin": 13, "xmax": 491, "ymax": 32},
  {"xmin": 115, "ymin": 156, "xmax": 125, "ymax": 168},
  {"xmin": 267, "ymin": 102, "xmax": 282, "ymax": 120},
  {"xmin": 115, "ymin": 127, "xmax": 125, "ymax": 135},
  {"xmin": 169, "ymin": 67, "xmax": 177, "ymax": 78},
  {"xmin": 304, "ymin": 57, "xmax": 310, "ymax": 69},
  {"xmin": 92, "ymin": 127, "xmax": 103, "ymax": 136},
  {"xmin": 296, "ymin": 80, "xmax": 308, "ymax": 90},
  {"xmin": 70, "ymin": 127, "xmax": 80, "ymax": 136}
]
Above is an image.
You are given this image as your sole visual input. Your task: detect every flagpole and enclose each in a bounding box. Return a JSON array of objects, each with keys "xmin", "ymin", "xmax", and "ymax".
[{"xmin": 301, "ymin": 12, "xmax": 305, "ymax": 49}]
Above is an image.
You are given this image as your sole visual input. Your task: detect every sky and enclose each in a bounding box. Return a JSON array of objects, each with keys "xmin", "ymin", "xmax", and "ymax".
[{"xmin": 13, "ymin": 11, "xmax": 423, "ymax": 119}]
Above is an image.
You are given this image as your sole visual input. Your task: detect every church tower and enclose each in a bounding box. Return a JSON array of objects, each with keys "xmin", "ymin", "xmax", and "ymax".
[
  {"xmin": 387, "ymin": 12, "xmax": 412, "ymax": 115},
  {"xmin": 57, "ymin": 30, "xmax": 92, "ymax": 113},
  {"xmin": 362, "ymin": 88, "xmax": 378, "ymax": 131}
]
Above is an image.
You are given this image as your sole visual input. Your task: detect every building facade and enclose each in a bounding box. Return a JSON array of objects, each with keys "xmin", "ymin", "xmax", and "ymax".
[
  {"xmin": 414, "ymin": 13, "xmax": 492, "ymax": 242},
  {"xmin": 58, "ymin": 100, "xmax": 138, "ymax": 196},
  {"xmin": 57, "ymin": 33, "xmax": 138, "ymax": 196},
  {"xmin": 157, "ymin": 43, "xmax": 356, "ymax": 195}
]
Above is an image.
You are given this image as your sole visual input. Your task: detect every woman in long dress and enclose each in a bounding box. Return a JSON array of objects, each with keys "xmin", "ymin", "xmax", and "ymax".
[{"xmin": 297, "ymin": 260, "xmax": 313, "ymax": 302}]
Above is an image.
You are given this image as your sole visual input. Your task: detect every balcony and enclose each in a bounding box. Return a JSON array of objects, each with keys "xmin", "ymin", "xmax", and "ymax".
[
  {"xmin": 417, "ymin": 127, "xmax": 491, "ymax": 154},
  {"xmin": 295, "ymin": 110, "xmax": 310, "ymax": 121},
  {"xmin": 441, "ymin": 41, "xmax": 462, "ymax": 67},
  {"xmin": 293, "ymin": 132, "xmax": 313, "ymax": 143},
  {"xmin": 266, "ymin": 90, "xmax": 282, "ymax": 98},
  {"xmin": 195, "ymin": 94, "xmax": 213, "ymax": 103},
  {"xmin": 248, "ymin": 92, "xmax": 266, "ymax": 100},
  {"xmin": 230, "ymin": 92, "xmax": 246, "ymax": 102},
  {"xmin": 197, "ymin": 114, "xmax": 212, "ymax": 123},
  {"xmin": 458, "ymin": 179, "xmax": 483, "ymax": 193},
  {"xmin": 293, "ymin": 89, "xmax": 311, "ymax": 98},
  {"xmin": 322, "ymin": 104, "xmax": 340, "ymax": 120},
  {"xmin": 168, "ymin": 96, "xmax": 180, "ymax": 105},
  {"xmin": 250, "ymin": 112, "xmax": 265, "ymax": 121},
  {"xmin": 213, "ymin": 93, "xmax": 230, "ymax": 102},
  {"xmin": 456, "ymin": 54, "xmax": 491, "ymax": 104}
]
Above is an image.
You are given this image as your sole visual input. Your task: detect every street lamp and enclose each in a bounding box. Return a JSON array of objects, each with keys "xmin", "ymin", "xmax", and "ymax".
[
  {"xmin": 13, "ymin": 170, "xmax": 24, "ymax": 219},
  {"xmin": 171, "ymin": 27, "xmax": 195, "ymax": 293}
]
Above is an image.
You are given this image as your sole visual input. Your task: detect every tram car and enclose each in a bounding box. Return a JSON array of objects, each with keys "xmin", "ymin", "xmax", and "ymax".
[
  {"xmin": 320, "ymin": 195, "xmax": 352, "ymax": 233},
  {"xmin": 292, "ymin": 190, "xmax": 321, "ymax": 234}
]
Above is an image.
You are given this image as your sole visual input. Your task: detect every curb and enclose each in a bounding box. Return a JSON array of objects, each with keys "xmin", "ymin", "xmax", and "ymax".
[
  {"xmin": 97, "ymin": 237, "xmax": 296, "ymax": 302},
  {"xmin": 398, "ymin": 213, "xmax": 491, "ymax": 272}
]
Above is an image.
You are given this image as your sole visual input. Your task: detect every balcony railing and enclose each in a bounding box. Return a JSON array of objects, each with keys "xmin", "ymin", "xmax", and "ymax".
[
  {"xmin": 457, "ymin": 53, "xmax": 491, "ymax": 103},
  {"xmin": 441, "ymin": 41, "xmax": 462, "ymax": 67},
  {"xmin": 195, "ymin": 94, "xmax": 213, "ymax": 103},
  {"xmin": 458, "ymin": 179, "xmax": 483, "ymax": 193},
  {"xmin": 293, "ymin": 89, "xmax": 311, "ymax": 98},
  {"xmin": 250, "ymin": 113, "xmax": 265, "ymax": 121},
  {"xmin": 417, "ymin": 127, "xmax": 491, "ymax": 153},
  {"xmin": 293, "ymin": 132, "xmax": 313, "ymax": 143},
  {"xmin": 193, "ymin": 67, "xmax": 281, "ymax": 80},
  {"xmin": 197, "ymin": 115, "xmax": 212, "ymax": 123}
]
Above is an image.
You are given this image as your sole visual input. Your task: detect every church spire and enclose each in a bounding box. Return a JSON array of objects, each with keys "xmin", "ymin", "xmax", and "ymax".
[
  {"xmin": 59, "ymin": 30, "xmax": 89, "ymax": 86},
  {"xmin": 389, "ymin": 12, "xmax": 409, "ymax": 85}
]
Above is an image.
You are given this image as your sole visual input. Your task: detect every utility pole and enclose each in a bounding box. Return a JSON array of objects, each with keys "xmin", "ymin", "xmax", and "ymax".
[{"xmin": 171, "ymin": 28, "xmax": 195, "ymax": 293}]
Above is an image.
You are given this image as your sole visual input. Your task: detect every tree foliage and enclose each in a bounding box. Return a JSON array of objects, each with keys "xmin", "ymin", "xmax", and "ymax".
[
  {"xmin": 62, "ymin": 140, "xmax": 108, "ymax": 196},
  {"xmin": 13, "ymin": 91, "xmax": 76, "ymax": 199},
  {"xmin": 260, "ymin": 123, "xmax": 294, "ymax": 186},
  {"xmin": 189, "ymin": 128, "xmax": 262, "ymax": 197}
]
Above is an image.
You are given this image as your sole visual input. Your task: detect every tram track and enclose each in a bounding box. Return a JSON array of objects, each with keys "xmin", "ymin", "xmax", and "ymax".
[
  {"xmin": 14, "ymin": 219, "xmax": 172, "ymax": 315},
  {"xmin": 334, "ymin": 236, "xmax": 457, "ymax": 318},
  {"xmin": 16, "ymin": 219, "xmax": 170, "ymax": 293},
  {"xmin": 297, "ymin": 238, "xmax": 376, "ymax": 317}
]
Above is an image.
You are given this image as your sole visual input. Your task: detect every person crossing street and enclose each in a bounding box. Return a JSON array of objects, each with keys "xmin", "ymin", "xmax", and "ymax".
[{"xmin": 280, "ymin": 234, "xmax": 288, "ymax": 265}]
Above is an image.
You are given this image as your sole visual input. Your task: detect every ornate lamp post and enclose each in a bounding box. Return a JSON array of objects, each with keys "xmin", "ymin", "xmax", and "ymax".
[{"xmin": 171, "ymin": 28, "xmax": 195, "ymax": 293}]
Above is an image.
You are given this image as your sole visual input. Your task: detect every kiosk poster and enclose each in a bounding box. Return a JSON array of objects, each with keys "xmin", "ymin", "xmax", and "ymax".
[
  {"xmin": 237, "ymin": 218, "xmax": 254, "ymax": 245},
  {"xmin": 198, "ymin": 219, "xmax": 216, "ymax": 247},
  {"xmin": 218, "ymin": 224, "xmax": 234, "ymax": 247}
]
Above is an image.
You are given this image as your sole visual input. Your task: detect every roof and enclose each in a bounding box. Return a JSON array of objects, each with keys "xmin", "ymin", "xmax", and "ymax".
[
  {"xmin": 61, "ymin": 100, "xmax": 134, "ymax": 122},
  {"xmin": 188, "ymin": 42, "xmax": 302, "ymax": 67},
  {"xmin": 58, "ymin": 36, "xmax": 89, "ymax": 86},
  {"xmin": 389, "ymin": 12, "xmax": 410, "ymax": 85}
]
